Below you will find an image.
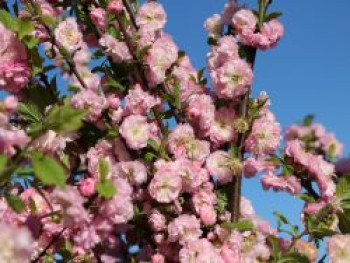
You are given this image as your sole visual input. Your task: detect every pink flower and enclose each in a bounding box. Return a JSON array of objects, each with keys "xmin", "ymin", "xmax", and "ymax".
[
  {"xmin": 206, "ymin": 151, "xmax": 240, "ymax": 184},
  {"xmin": 328, "ymin": 234, "xmax": 350, "ymax": 263},
  {"xmin": 152, "ymin": 253, "xmax": 165, "ymax": 263},
  {"xmin": 108, "ymin": 0, "xmax": 123, "ymax": 14},
  {"xmin": 136, "ymin": 2, "xmax": 167, "ymax": 31},
  {"xmin": 241, "ymin": 196, "xmax": 256, "ymax": 219},
  {"xmin": 99, "ymin": 178, "xmax": 134, "ymax": 224},
  {"xmin": 0, "ymin": 23, "xmax": 30, "ymax": 93},
  {"xmin": 245, "ymin": 112, "xmax": 281, "ymax": 155},
  {"xmin": 261, "ymin": 174, "xmax": 301, "ymax": 195},
  {"xmin": 90, "ymin": 7, "xmax": 107, "ymax": 31},
  {"xmin": 208, "ymin": 107, "xmax": 237, "ymax": 146},
  {"xmin": 168, "ymin": 123, "xmax": 195, "ymax": 157},
  {"xmin": 119, "ymin": 115, "xmax": 160, "ymax": 150},
  {"xmin": 168, "ymin": 215, "xmax": 202, "ymax": 244},
  {"xmin": 99, "ymin": 34, "xmax": 132, "ymax": 63},
  {"xmin": 71, "ymin": 66, "xmax": 100, "ymax": 90},
  {"xmin": 149, "ymin": 210, "xmax": 167, "ymax": 232},
  {"xmin": 222, "ymin": 1, "xmax": 239, "ymax": 25},
  {"xmin": 0, "ymin": 128, "xmax": 30, "ymax": 156},
  {"xmin": 260, "ymin": 19, "xmax": 284, "ymax": 49},
  {"xmin": 180, "ymin": 238, "xmax": 224, "ymax": 263},
  {"xmin": 211, "ymin": 59, "xmax": 253, "ymax": 100},
  {"xmin": 192, "ymin": 184, "xmax": 217, "ymax": 225},
  {"xmin": 148, "ymin": 161, "xmax": 182, "ymax": 203},
  {"xmin": 295, "ymin": 240, "xmax": 318, "ymax": 263},
  {"xmin": 70, "ymin": 89, "xmax": 108, "ymax": 122},
  {"xmin": 79, "ymin": 178, "xmax": 97, "ymax": 197},
  {"xmin": 232, "ymin": 9, "xmax": 257, "ymax": 33},
  {"xmin": 114, "ymin": 160, "xmax": 147, "ymax": 186},
  {"xmin": 285, "ymin": 140, "xmax": 309, "ymax": 166},
  {"xmin": 207, "ymin": 36, "xmax": 239, "ymax": 71},
  {"xmin": 125, "ymin": 84, "xmax": 161, "ymax": 115},
  {"xmin": 186, "ymin": 94, "xmax": 215, "ymax": 132},
  {"xmin": 146, "ymin": 35, "xmax": 179, "ymax": 86},
  {"xmin": 0, "ymin": 223, "xmax": 33, "ymax": 262},
  {"xmin": 319, "ymin": 133, "xmax": 343, "ymax": 158},
  {"xmin": 54, "ymin": 18, "xmax": 83, "ymax": 53},
  {"xmin": 51, "ymin": 186, "xmax": 89, "ymax": 228},
  {"xmin": 244, "ymin": 157, "xmax": 275, "ymax": 178},
  {"xmin": 204, "ymin": 14, "xmax": 222, "ymax": 38},
  {"xmin": 31, "ymin": 130, "xmax": 68, "ymax": 154},
  {"xmin": 303, "ymin": 200, "xmax": 327, "ymax": 215}
]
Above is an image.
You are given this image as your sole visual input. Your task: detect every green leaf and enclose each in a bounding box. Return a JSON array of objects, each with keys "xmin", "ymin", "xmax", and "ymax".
[
  {"xmin": 309, "ymin": 227, "xmax": 336, "ymax": 238},
  {"xmin": 143, "ymin": 152, "xmax": 157, "ymax": 163},
  {"xmin": 337, "ymin": 209, "xmax": 350, "ymax": 234},
  {"xmin": 277, "ymin": 252, "xmax": 310, "ymax": 263},
  {"xmin": 0, "ymin": 155, "xmax": 8, "ymax": 174},
  {"xmin": 32, "ymin": 152, "xmax": 66, "ymax": 188},
  {"xmin": 5, "ymin": 194, "xmax": 25, "ymax": 213},
  {"xmin": 303, "ymin": 114, "xmax": 314, "ymax": 127},
  {"xmin": 336, "ymin": 176, "xmax": 350, "ymax": 198},
  {"xmin": 0, "ymin": 10, "xmax": 18, "ymax": 31},
  {"xmin": 23, "ymin": 35, "xmax": 39, "ymax": 49},
  {"xmin": 98, "ymin": 158, "xmax": 110, "ymax": 181},
  {"xmin": 17, "ymin": 19, "xmax": 34, "ymax": 39},
  {"xmin": 18, "ymin": 103, "xmax": 42, "ymax": 123},
  {"xmin": 222, "ymin": 219, "xmax": 255, "ymax": 232},
  {"xmin": 107, "ymin": 75, "xmax": 126, "ymax": 92},
  {"xmin": 45, "ymin": 103, "xmax": 87, "ymax": 133},
  {"xmin": 264, "ymin": 11, "xmax": 283, "ymax": 22},
  {"xmin": 268, "ymin": 235, "xmax": 282, "ymax": 261},
  {"xmin": 147, "ymin": 139, "xmax": 160, "ymax": 152},
  {"xmin": 296, "ymin": 193, "xmax": 316, "ymax": 203},
  {"xmin": 96, "ymin": 179, "xmax": 116, "ymax": 199},
  {"xmin": 274, "ymin": 211, "xmax": 290, "ymax": 225}
]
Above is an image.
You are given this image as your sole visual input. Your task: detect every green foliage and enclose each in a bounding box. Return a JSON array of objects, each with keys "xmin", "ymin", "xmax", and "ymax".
[
  {"xmin": 31, "ymin": 152, "xmax": 66, "ymax": 188},
  {"xmin": 303, "ymin": 114, "xmax": 314, "ymax": 127},
  {"xmin": 96, "ymin": 179, "xmax": 116, "ymax": 199},
  {"xmin": 45, "ymin": 102, "xmax": 87, "ymax": 134},
  {"xmin": 0, "ymin": 10, "xmax": 18, "ymax": 31},
  {"xmin": 222, "ymin": 219, "xmax": 255, "ymax": 232},
  {"xmin": 336, "ymin": 176, "xmax": 350, "ymax": 233},
  {"xmin": 5, "ymin": 193, "xmax": 25, "ymax": 213},
  {"xmin": 264, "ymin": 11, "xmax": 283, "ymax": 22},
  {"xmin": 274, "ymin": 211, "xmax": 300, "ymax": 237},
  {"xmin": 98, "ymin": 158, "xmax": 110, "ymax": 180}
]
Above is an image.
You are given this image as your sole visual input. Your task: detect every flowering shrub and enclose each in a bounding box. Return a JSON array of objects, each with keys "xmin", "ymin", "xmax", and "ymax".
[{"xmin": 0, "ymin": 0, "xmax": 348, "ymax": 262}]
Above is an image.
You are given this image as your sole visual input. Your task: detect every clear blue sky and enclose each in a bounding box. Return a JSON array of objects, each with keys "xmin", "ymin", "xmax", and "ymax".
[{"xmin": 160, "ymin": 0, "xmax": 350, "ymax": 236}]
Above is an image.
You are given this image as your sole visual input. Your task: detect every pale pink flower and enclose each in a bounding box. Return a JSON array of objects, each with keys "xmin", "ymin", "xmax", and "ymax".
[
  {"xmin": 90, "ymin": 7, "xmax": 107, "ymax": 31},
  {"xmin": 148, "ymin": 161, "xmax": 182, "ymax": 203},
  {"xmin": 136, "ymin": 2, "xmax": 167, "ymax": 31},
  {"xmin": 125, "ymin": 84, "xmax": 161, "ymax": 115},
  {"xmin": 328, "ymin": 234, "xmax": 350, "ymax": 263},
  {"xmin": 51, "ymin": 186, "xmax": 89, "ymax": 228},
  {"xmin": 149, "ymin": 210, "xmax": 167, "ymax": 232},
  {"xmin": 222, "ymin": 1, "xmax": 239, "ymax": 25},
  {"xmin": 54, "ymin": 18, "xmax": 83, "ymax": 53},
  {"xmin": 241, "ymin": 196, "xmax": 256, "ymax": 219},
  {"xmin": 0, "ymin": 223, "xmax": 33, "ymax": 263},
  {"xmin": 232, "ymin": 9, "xmax": 257, "ymax": 33},
  {"xmin": 211, "ymin": 59, "xmax": 253, "ymax": 100},
  {"xmin": 180, "ymin": 238, "xmax": 224, "ymax": 263},
  {"xmin": 192, "ymin": 184, "xmax": 217, "ymax": 225},
  {"xmin": 146, "ymin": 35, "xmax": 179, "ymax": 85},
  {"xmin": 71, "ymin": 66, "xmax": 100, "ymax": 90},
  {"xmin": 295, "ymin": 240, "xmax": 318, "ymax": 263},
  {"xmin": 260, "ymin": 19, "xmax": 284, "ymax": 49},
  {"xmin": 243, "ymin": 157, "xmax": 275, "ymax": 178},
  {"xmin": 0, "ymin": 23, "xmax": 30, "ymax": 93},
  {"xmin": 100, "ymin": 178, "xmax": 134, "ymax": 224},
  {"xmin": 31, "ymin": 130, "xmax": 68, "ymax": 153},
  {"xmin": 152, "ymin": 253, "xmax": 165, "ymax": 263},
  {"xmin": 204, "ymin": 14, "xmax": 222, "ymax": 38},
  {"xmin": 119, "ymin": 115, "xmax": 160, "ymax": 150},
  {"xmin": 207, "ymin": 36, "xmax": 239, "ymax": 71},
  {"xmin": 0, "ymin": 128, "xmax": 30, "ymax": 156},
  {"xmin": 186, "ymin": 94, "xmax": 215, "ymax": 132},
  {"xmin": 168, "ymin": 123, "xmax": 195, "ymax": 157},
  {"xmin": 320, "ymin": 133, "xmax": 344, "ymax": 158},
  {"xmin": 114, "ymin": 160, "xmax": 147, "ymax": 186},
  {"xmin": 261, "ymin": 174, "xmax": 301, "ymax": 195},
  {"xmin": 206, "ymin": 151, "xmax": 238, "ymax": 184},
  {"xmin": 303, "ymin": 200, "xmax": 327, "ymax": 215},
  {"xmin": 99, "ymin": 34, "xmax": 132, "ymax": 63},
  {"xmin": 285, "ymin": 140, "xmax": 309, "ymax": 166},
  {"xmin": 73, "ymin": 43, "xmax": 91, "ymax": 65},
  {"xmin": 245, "ymin": 112, "xmax": 281, "ymax": 155},
  {"xmin": 70, "ymin": 89, "xmax": 108, "ymax": 122},
  {"xmin": 208, "ymin": 107, "xmax": 237, "ymax": 146},
  {"xmin": 168, "ymin": 215, "xmax": 202, "ymax": 244}
]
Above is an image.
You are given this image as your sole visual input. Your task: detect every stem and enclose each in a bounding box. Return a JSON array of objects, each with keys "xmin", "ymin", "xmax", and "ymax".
[
  {"xmin": 230, "ymin": 48, "xmax": 257, "ymax": 222},
  {"xmin": 230, "ymin": 0, "xmax": 271, "ymax": 222}
]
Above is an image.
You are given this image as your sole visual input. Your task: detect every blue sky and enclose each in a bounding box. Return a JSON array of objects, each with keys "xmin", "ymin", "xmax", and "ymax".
[{"xmin": 160, "ymin": 0, "xmax": 350, "ymax": 239}]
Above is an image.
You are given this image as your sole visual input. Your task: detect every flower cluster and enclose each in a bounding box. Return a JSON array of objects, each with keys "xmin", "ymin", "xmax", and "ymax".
[{"xmin": 0, "ymin": 0, "xmax": 347, "ymax": 262}]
